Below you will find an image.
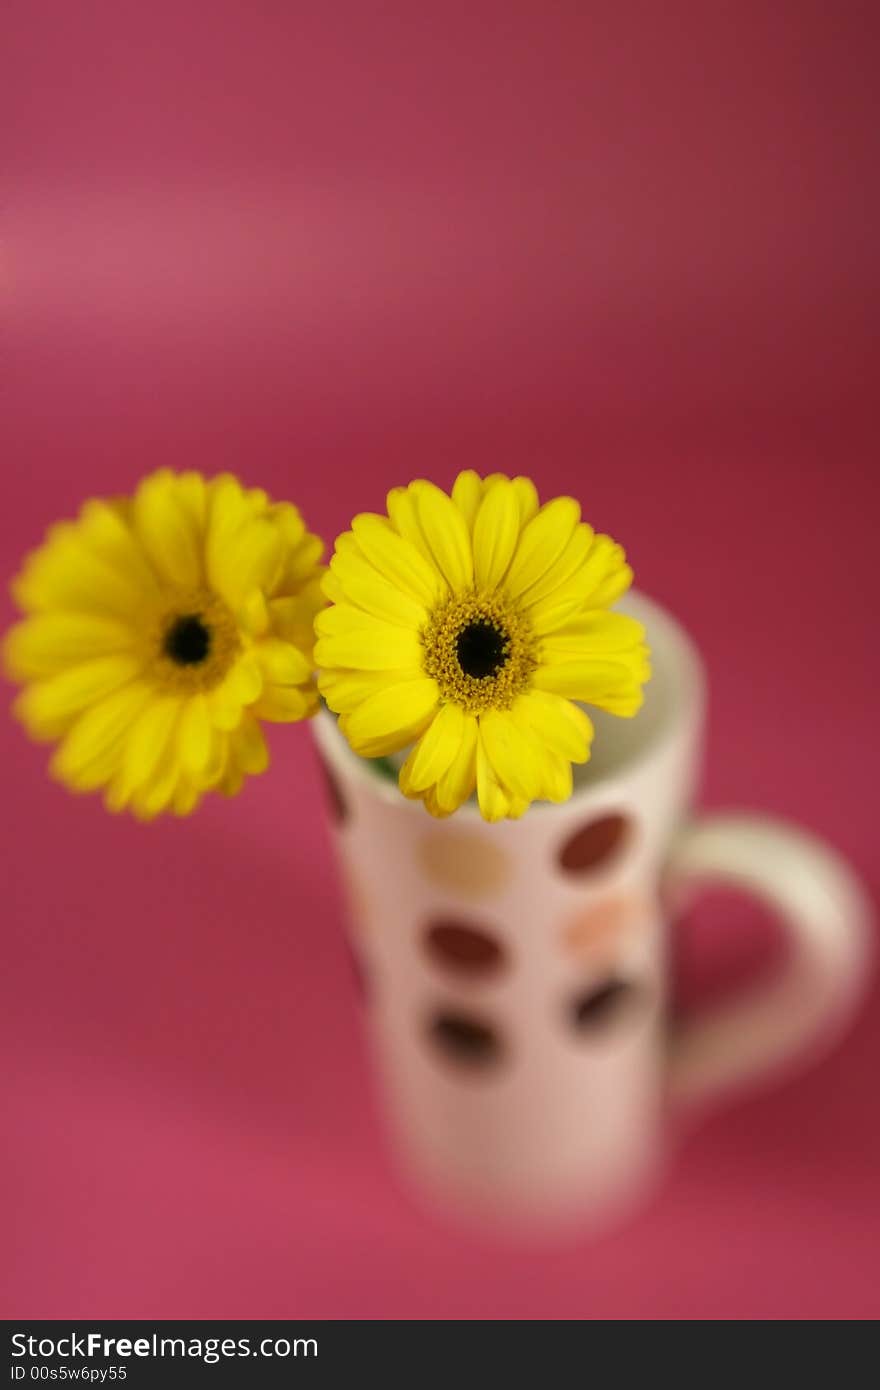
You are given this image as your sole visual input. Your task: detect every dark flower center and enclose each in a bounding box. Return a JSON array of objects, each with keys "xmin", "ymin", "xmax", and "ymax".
[
  {"xmin": 455, "ymin": 619, "xmax": 508, "ymax": 680},
  {"xmin": 164, "ymin": 614, "xmax": 212, "ymax": 666}
]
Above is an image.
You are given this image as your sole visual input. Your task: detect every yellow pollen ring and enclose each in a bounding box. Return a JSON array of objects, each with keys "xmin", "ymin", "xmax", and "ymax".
[
  {"xmin": 421, "ymin": 590, "xmax": 537, "ymax": 714},
  {"xmin": 144, "ymin": 589, "xmax": 241, "ymax": 694}
]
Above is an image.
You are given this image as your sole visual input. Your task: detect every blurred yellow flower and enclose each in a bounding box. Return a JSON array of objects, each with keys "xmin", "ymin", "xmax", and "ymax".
[
  {"xmin": 4, "ymin": 470, "xmax": 325, "ymax": 818},
  {"xmin": 316, "ymin": 471, "xmax": 650, "ymax": 821}
]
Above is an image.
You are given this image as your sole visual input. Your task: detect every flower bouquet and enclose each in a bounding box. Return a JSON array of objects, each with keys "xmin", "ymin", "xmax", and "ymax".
[{"xmin": 5, "ymin": 469, "xmax": 648, "ymax": 821}]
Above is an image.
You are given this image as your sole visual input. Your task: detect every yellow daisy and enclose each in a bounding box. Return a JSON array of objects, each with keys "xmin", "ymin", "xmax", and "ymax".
[
  {"xmin": 315, "ymin": 472, "xmax": 651, "ymax": 822},
  {"xmin": 4, "ymin": 470, "xmax": 325, "ymax": 818}
]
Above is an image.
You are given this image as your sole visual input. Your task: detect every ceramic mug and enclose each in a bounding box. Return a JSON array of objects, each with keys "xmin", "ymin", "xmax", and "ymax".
[{"xmin": 313, "ymin": 593, "xmax": 872, "ymax": 1230}]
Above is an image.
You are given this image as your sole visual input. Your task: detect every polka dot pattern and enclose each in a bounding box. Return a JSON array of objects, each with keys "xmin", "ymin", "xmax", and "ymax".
[
  {"xmin": 562, "ymin": 893, "xmax": 648, "ymax": 961},
  {"xmin": 417, "ymin": 828, "xmax": 510, "ymax": 897},
  {"xmin": 423, "ymin": 919, "xmax": 506, "ymax": 977},
  {"xmin": 426, "ymin": 1010, "xmax": 504, "ymax": 1070},
  {"xmin": 558, "ymin": 813, "xmax": 630, "ymax": 875},
  {"xmin": 568, "ymin": 978, "xmax": 645, "ymax": 1035}
]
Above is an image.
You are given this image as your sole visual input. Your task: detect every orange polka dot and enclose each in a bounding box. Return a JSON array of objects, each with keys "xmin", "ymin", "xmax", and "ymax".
[
  {"xmin": 417, "ymin": 828, "xmax": 510, "ymax": 898},
  {"xmin": 562, "ymin": 893, "xmax": 649, "ymax": 961}
]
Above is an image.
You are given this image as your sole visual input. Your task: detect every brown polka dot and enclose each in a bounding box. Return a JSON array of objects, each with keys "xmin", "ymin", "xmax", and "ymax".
[
  {"xmin": 426, "ymin": 1010, "xmax": 504, "ymax": 1069},
  {"xmin": 562, "ymin": 893, "xmax": 649, "ymax": 960},
  {"xmin": 568, "ymin": 978, "xmax": 644, "ymax": 1035},
  {"xmin": 424, "ymin": 919, "xmax": 507, "ymax": 977},
  {"xmin": 318, "ymin": 755, "xmax": 349, "ymax": 824},
  {"xmin": 558, "ymin": 813, "xmax": 630, "ymax": 875},
  {"xmin": 418, "ymin": 829, "xmax": 510, "ymax": 898}
]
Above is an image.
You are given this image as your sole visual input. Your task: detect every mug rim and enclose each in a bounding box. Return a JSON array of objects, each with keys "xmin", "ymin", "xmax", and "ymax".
[{"xmin": 313, "ymin": 589, "xmax": 705, "ymax": 820}]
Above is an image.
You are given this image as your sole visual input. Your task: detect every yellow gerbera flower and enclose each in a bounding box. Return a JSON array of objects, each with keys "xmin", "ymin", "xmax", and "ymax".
[
  {"xmin": 4, "ymin": 470, "xmax": 325, "ymax": 818},
  {"xmin": 315, "ymin": 472, "xmax": 651, "ymax": 822}
]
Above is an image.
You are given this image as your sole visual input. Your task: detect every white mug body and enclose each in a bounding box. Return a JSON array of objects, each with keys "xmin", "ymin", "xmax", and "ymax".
[{"xmin": 314, "ymin": 593, "xmax": 705, "ymax": 1228}]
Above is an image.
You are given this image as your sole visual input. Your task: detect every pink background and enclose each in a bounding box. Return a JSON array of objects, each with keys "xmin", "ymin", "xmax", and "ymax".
[{"xmin": 2, "ymin": 1, "xmax": 879, "ymax": 1318}]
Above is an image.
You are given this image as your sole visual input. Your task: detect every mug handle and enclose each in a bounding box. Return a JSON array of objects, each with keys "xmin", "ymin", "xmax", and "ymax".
[{"xmin": 665, "ymin": 813, "xmax": 873, "ymax": 1108}]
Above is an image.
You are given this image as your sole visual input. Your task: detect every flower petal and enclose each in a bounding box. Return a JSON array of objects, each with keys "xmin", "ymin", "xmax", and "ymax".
[
  {"xmin": 539, "ymin": 610, "xmax": 647, "ymax": 657},
  {"xmin": 315, "ymin": 603, "xmax": 408, "ymax": 639},
  {"xmin": 485, "ymin": 700, "xmax": 574, "ymax": 804},
  {"xmin": 268, "ymin": 501, "xmax": 306, "ymax": 554},
  {"xmin": 209, "ymin": 655, "xmax": 263, "ymax": 728},
  {"xmin": 421, "ymin": 787, "xmax": 455, "ymax": 819},
  {"xmin": 450, "ymin": 470, "xmax": 484, "ymax": 532},
  {"xmin": 517, "ymin": 522, "xmax": 594, "ymax": 611},
  {"xmin": 239, "ymin": 590, "xmax": 270, "ymax": 638},
  {"xmin": 386, "ymin": 484, "xmax": 434, "ymax": 562},
  {"xmin": 351, "ymin": 514, "xmax": 446, "ymax": 608},
  {"xmin": 503, "ymin": 497, "xmax": 581, "ymax": 599},
  {"xmin": 3, "ymin": 613, "xmax": 134, "ymax": 680},
  {"xmin": 254, "ymin": 637, "xmax": 313, "ymax": 686},
  {"xmin": 328, "ymin": 547, "xmax": 427, "ymax": 628},
  {"xmin": 476, "ymin": 728, "xmax": 512, "ymax": 822},
  {"xmin": 413, "ymin": 482, "xmax": 474, "ymax": 590},
  {"xmin": 587, "ymin": 560, "xmax": 633, "ymax": 608},
  {"xmin": 321, "ymin": 570, "xmax": 347, "ymax": 607},
  {"xmin": 268, "ymin": 583, "xmax": 324, "ymax": 652},
  {"xmin": 510, "ymin": 690, "xmax": 593, "ymax": 764},
  {"xmin": 177, "ymin": 693, "xmax": 214, "ymax": 776},
  {"xmin": 50, "ymin": 682, "xmax": 154, "ymax": 791},
  {"xmin": 538, "ymin": 750, "xmax": 573, "ymax": 803},
  {"xmin": 532, "ymin": 658, "xmax": 648, "ymax": 714},
  {"xmin": 212, "ymin": 520, "xmax": 284, "ymax": 611},
  {"xmin": 132, "ymin": 470, "xmax": 202, "ymax": 590},
  {"xmin": 567, "ymin": 533, "xmax": 632, "ymax": 610},
  {"xmin": 78, "ymin": 500, "xmax": 161, "ymax": 596},
  {"xmin": 341, "ymin": 677, "xmax": 439, "ymax": 755},
  {"xmin": 510, "ymin": 476, "xmax": 540, "ymax": 527},
  {"xmin": 199, "ymin": 730, "xmax": 231, "ymax": 788},
  {"xmin": 528, "ymin": 593, "xmax": 591, "ymax": 636},
  {"xmin": 279, "ymin": 533, "xmax": 324, "ymax": 591},
  {"xmin": 14, "ymin": 656, "xmax": 143, "ymax": 740},
  {"xmin": 118, "ymin": 695, "xmax": 182, "ymax": 796},
  {"xmin": 433, "ymin": 712, "xmax": 478, "ymax": 814},
  {"xmin": 205, "ymin": 475, "xmax": 251, "ymax": 566},
  {"xmin": 13, "ymin": 524, "xmax": 147, "ymax": 618},
  {"xmin": 218, "ymin": 767, "xmax": 245, "ymax": 799},
  {"xmin": 318, "ymin": 667, "xmax": 416, "ymax": 714},
  {"xmin": 172, "ymin": 780, "xmax": 202, "ymax": 817},
  {"xmin": 399, "ymin": 701, "xmax": 465, "ymax": 795},
  {"xmin": 472, "ymin": 480, "xmax": 521, "ymax": 591},
  {"xmin": 478, "ymin": 708, "xmax": 543, "ymax": 802},
  {"xmin": 252, "ymin": 685, "xmax": 315, "ymax": 722},
  {"xmin": 174, "ymin": 471, "xmax": 208, "ymax": 535},
  {"xmin": 131, "ymin": 746, "xmax": 182, "ymax": 820},
  {"xmin": 314, "ymin": 623, "xmax": 424, "ymax": 672},
  {"xmin": 230, "ymin": 713, "xmax": 269, "ymax": 775}
]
